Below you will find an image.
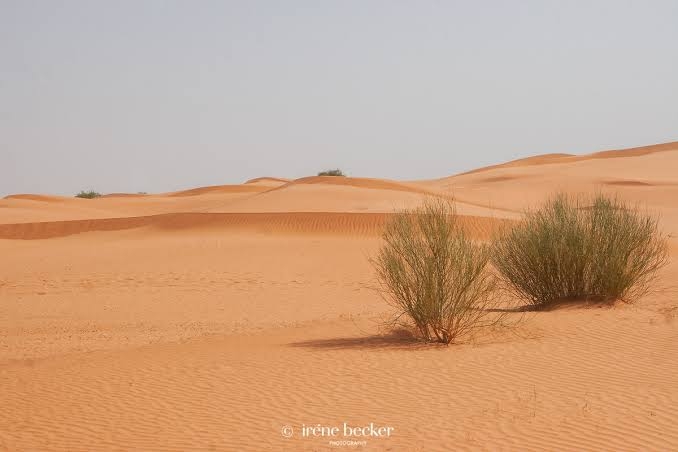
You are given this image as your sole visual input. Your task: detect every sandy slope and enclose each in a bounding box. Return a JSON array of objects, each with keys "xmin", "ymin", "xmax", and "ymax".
[{"xmin": 1, "ymin": 142, "xmax": 678, "ymax": 451}]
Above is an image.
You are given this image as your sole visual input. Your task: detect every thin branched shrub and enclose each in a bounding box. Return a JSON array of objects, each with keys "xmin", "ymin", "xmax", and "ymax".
[
  {"xmin": 492, "ymin": 193, "xmax": 668, "ymax": 307},
  {"xmin": 372, "ymin": 198, "xmax": 503, "ymax": 344}
]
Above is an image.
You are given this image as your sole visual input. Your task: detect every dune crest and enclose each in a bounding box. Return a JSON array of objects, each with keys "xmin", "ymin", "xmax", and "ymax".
[
  {"xmin": 164, "ymin": 184, "xmax": 267, "ymax": 197},
  {"xmin": 243, "ymin": 176, "xmax": 291, "ymax": 185},
  {"xmin": 453, "ymin": 141, "xmax": 678, "ymax": 178},
  {"xmin": 4, "ymin": 194, "xmax": 73, "ymax": 203}
]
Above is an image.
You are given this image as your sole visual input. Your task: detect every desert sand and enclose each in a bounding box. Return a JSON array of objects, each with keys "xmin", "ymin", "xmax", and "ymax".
[{"xmin": 1, "ymin": 142, "xmax": 678, "ymax": 451}]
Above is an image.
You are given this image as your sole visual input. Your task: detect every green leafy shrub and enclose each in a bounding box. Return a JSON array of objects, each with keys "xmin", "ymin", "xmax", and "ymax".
[{"xmin": 492, "ymin": 193, "xmax": 668, "ymax": 308}]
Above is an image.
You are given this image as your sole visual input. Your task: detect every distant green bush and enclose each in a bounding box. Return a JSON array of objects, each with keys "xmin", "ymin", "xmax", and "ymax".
[
  {"xmin": 493, "ymin": 193, "xmax": 668, "ymax": 308},
  {"xmin": 317, "ymin": 169, "xmax": 346, "ymax": 177},
  {"xmin": 75, "ymin": 190, "xmax": 102, "ymax": 199}
]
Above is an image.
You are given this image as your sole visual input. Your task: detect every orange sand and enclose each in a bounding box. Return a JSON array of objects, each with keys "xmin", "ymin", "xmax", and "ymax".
[{"xmin": 1, "ymin": 142, "xmax": 677, "ymax": 451}]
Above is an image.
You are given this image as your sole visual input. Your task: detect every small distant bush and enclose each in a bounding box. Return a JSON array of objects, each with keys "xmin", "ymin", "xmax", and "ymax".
[
  {"xmin": 372, "ymin": 198, "xmax": 503, "ymax": 344},
  {"xmin": 75, "ymin": 190, "xmax": 102, "ymax": 199},
  {"xmin": 493, "ymin": 193, "xmax": 668, "ymax": 307},
  {"xmin": 317, "ymin": 169, "xmax": 346, "ymax": 177}
]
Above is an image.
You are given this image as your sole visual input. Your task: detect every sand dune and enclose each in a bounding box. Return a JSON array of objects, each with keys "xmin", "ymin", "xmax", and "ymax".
[
  {"xmin": 0, "ymin": 212, "xmax": 510, "ymax": 240},
  {"xmin": 164, "ymin": 184, "xmax": 268, "ymax": 197},
  {"xmin": 420, "ymin": 144, "xmax": 678, "ymax": 229},
  {"xmin": 455, "ymin": 152, "xmax": 575, "ymax": 176},
  {"xmin": 243, "ymin": 176, "xmax": 291, "ymax": 186},
  {"xmin": 272, "ymin": 175, "xmax": 440, "ymax": 194},
  {"xmin": 1, "ymin": 141, "xmax": 678, "ymax": 451},
  {"xmin": 100, "ymin": 193, "xmax": 150, "ymax": 198},
  {"xmin": 0, "ymin": 191, "xmax": 258, "ymax": 224},
  {"xmin": 210, "ymin": 176, "xmax": 521, "ymax": 220},
  {"xmin": 454, "ymin": 141, "xmax": 678, "ymax": 177},
  {"xmin": 587, "ymin": 140, "xmax": 678, "ymax": 159},
  {"xmin": 4, "ymin": 194, "xmax": 74, "ymax": 203}
]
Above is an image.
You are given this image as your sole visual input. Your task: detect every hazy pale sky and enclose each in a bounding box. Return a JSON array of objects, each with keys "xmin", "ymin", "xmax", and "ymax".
[{"xmin": 2, "ymin": 1, "xmax": 677, "ymax": 196}]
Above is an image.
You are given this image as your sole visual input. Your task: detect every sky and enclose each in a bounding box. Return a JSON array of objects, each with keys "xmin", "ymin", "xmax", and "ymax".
[{"xmin": 2, "ymin": 1, "xmax": 677, "ymax": 196}]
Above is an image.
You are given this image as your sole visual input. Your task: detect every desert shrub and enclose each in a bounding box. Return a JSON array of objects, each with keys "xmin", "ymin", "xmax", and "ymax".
[
  {"xmin": 75, "ymin": 190, "xmax": 102, "ymax": 199},
  {"xmin": 492, "ymin": 193, "xmax": 668, "ymax": 307},
  {"xmin": 372, "ymin": 198, "xmax": 501, "ymax": 344},
  {"xmin": 317, "ymin": 169, "xmax": 345, "ymax": 176}
]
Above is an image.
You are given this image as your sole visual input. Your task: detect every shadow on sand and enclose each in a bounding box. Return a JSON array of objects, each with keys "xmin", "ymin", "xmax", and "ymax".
[
  {"xmin": 288, "ymin": 299, "xmax": 614, "ymax": 351},
  {"xmin": 287, "ymin": 328, "xmax": 440, "ymax": 351},
  {"xmin": 486, "ymin": 298, "xmax": 615, "ymax": 313}
]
